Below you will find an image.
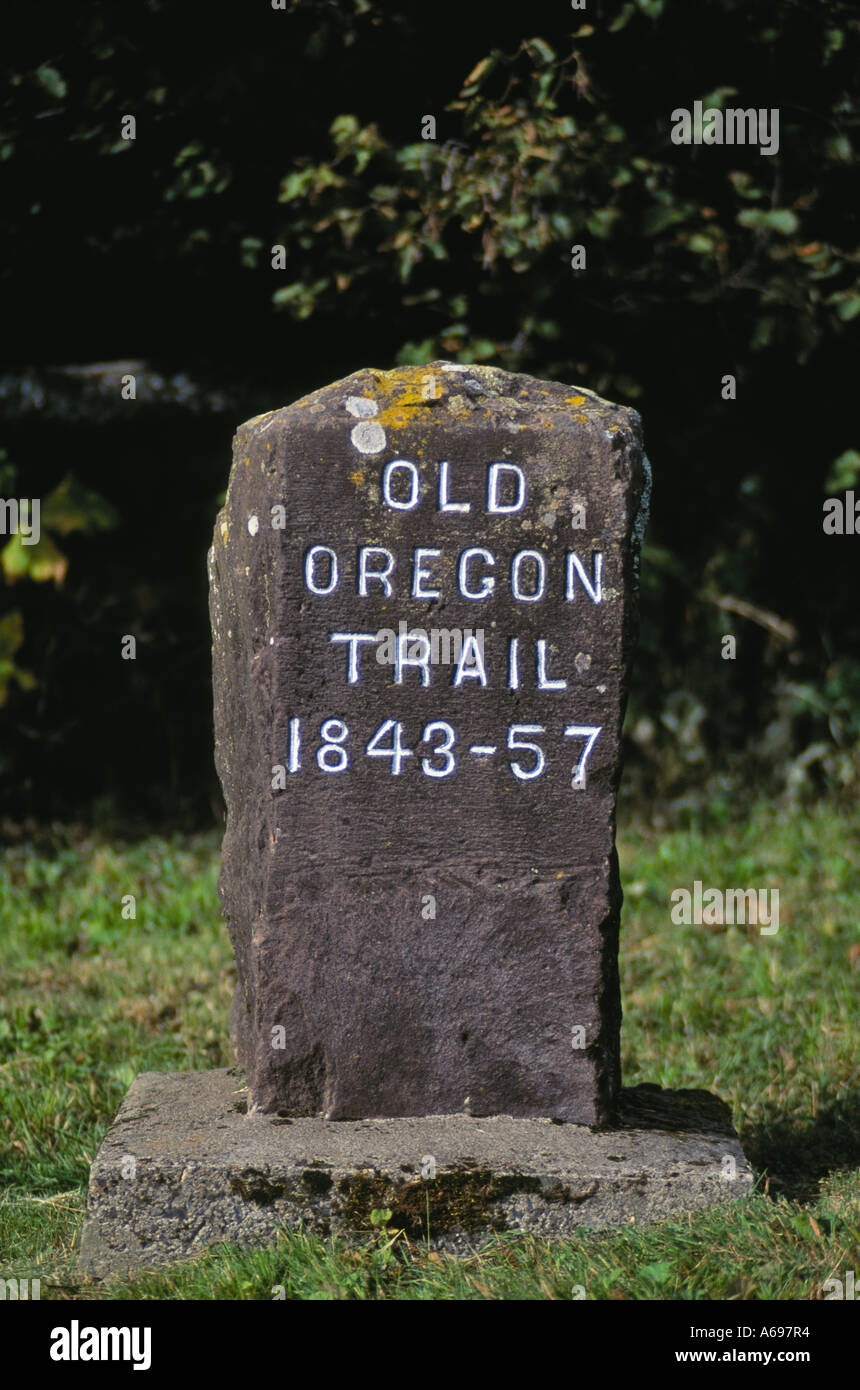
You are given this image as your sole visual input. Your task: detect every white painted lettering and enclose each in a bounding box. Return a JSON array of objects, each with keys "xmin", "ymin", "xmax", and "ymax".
[
  {"xmin": 536, "ymin": 639, "xmax": 567, "ymax": 689},
  {"xmin": 394, "ymin": 629, "xmax": 432, "ymax": 685},
  {"xmin": 438, "ymin": 460, "xmax": 471, "ymax": 513},
  {"xmin": 412, "ymin": 548, "xmax": 442, "ymax": 599},
  {"xmin": 330, "ymin": 632, "xmax": 378, "ymax": 683},
  {"xmin": 305, "ymin": 545, "xmax": 339, "ymax": 595},
  {"xmin": 453, "ymin": 634, "xmax": 488, "ymax": 686},
  {"xmin": 358, "ymin": 546, "xmax": 395, "ymax": 596},
  {"xmin": 511, "ymin": 549, "xmax": 546, "ymax": 602},
  {"xmin": 487, "ymin": 462, "xmax": 526, "ymax": 513},
  {"xmin": 458, "ymin": 547, "xmax": 495, "ymax": 599},
  {"xmin": 565, "ymin": 552, "xmax": 603, "ymax": 603},
  {"xmin": 383, "ymin": 460, "xmax": 420, "ymax": 510}
]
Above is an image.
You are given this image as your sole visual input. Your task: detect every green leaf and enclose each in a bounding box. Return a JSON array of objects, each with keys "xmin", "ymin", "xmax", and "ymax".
[
  {"xmin": 642, "ymin": 205, "xmax": 689, "ymax": 236},
  {"xmin": 0, "ymin": 610, "xmax": 35, "ymax": 703},
  {"xmin": 330, "ymin": 114, "xmax": 359, "ymax": 145},
  {"xmin": 40, "ymin": 476, "xmax": 118, "ymax": 535},
  {"xmin": 587, "ymin": 207, "xmax": 619, "ymax": 240},
  {"xmin": 737, "ymin": 209, "xmax": 767, "ymax": 231},
  {"xmin": 739, "ymin": 207, "xmax": 799, "ymax": 236},
  {"xmin": 0, "ymin": 610, "xmax": 25, "ymax": 657},
  {"xmin": 272, "ymin": 277, "xmax": 330, "ymax": 318},
  {"xmin": 699, "ymin": 86, "xmax": 738, "ymax": 113},
  {"xmin": 823, "ymin": 28, "xmax": 844, "ymax": 59},
  {"xmin": 1, "ymin": 534, "xmax": 32, "ymax": 582},
  {"xmin": 824, "ymin": 134, "xmax": 852, "ymax": 163},
  {"xmin": 35, "ymin": 64, "xmax": 67, "ymax": 99},
  {"xmin": 763, "ymin": 209, "xmax": 799, "ymax": 235},
  {"xmin": 825, "ymin": 449, "xmax": 860, "ymax": 492},
  {"xmin": 609, "ymin": 3, "xmax": 635, "ymax": 31},
  {"xmin": 687, "ymin": 233, "xmax": 715, "ymax": 255},
  {"xmin": 835, "ymin": 293, "xmax": 860, "ymax": 322},
  {"xmin": 21, "ymin": 533, "xmax": 70, "ymax": 584},
  {"xmin": 1, "ymin": 532, "xmax": 67, "ymax": 585},
  {"xmin": 174, "ymin": 142, "xmax": 203, "ymax": 167},
  {"xmin": 279, "ymin": 170, "xmax": 312, "ymax": 202},
  {"xmin": 396, "ymin": 338, "xmax": 437, "ymax": 366},
  {"xmin": 728, "ymin": 171, "xmax": 764, "ymax": 201},
  {"xmin": 525, "ymin": 38, "xmax": 555, "ymax": 66}
]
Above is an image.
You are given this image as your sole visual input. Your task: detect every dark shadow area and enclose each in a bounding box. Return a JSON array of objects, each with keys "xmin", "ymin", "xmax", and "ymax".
[{"xmin": 741, "ymin": 1091, "xmax": 860, "ymax": 1203}]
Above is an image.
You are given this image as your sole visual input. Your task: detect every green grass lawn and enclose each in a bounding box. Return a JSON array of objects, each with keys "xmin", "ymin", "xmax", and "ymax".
[{"xmin": 0, "ymin": 798, "xmax": 857, "ymax": 1300}]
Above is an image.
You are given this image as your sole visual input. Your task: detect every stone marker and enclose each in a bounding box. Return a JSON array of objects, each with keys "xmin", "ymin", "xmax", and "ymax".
[
  {"xmin": 79, "ymin": 364, "xmax": 755, "ymax": 1279},
  {"xmin": 208, "ymin": 363, "xmax": 650, "ymax": 1124}
]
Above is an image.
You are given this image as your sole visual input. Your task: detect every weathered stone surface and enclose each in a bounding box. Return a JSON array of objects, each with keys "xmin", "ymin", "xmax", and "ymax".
[
  {"xmin": 209, "ymin": 363, "xmax": 650, "ymax": 1122},
  {"xmin": 78, "ymin": 1069, "xmax": 752, "ymax": 1277}
]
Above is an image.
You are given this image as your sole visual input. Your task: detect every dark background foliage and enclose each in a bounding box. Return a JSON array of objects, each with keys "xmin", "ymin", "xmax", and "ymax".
[{"xmin": 1, "ymin": 0, "xmax": 858, "ymax": 825}]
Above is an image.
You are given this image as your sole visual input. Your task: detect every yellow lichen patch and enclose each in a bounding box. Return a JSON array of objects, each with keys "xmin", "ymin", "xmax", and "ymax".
[
  {"xmin": 220, "ymin": 519, "xmax": 229, "ymax": 543},
  {"xmin": 375, "ymin": 403, "xmax": 426, "ymax": 430},
  {"xmin": 382, "ymin": 364, "xmax": 441, "ymax": 392},
  {"xmin": 349, "ymin": 470, "xmax": 365, "ymax": 486},
  {"xmin": 359, "ymin": 365, "xmax": 450, "ymax": 425},
  {"xmin": 565, "ymin": 395, "xmax": 587, "ymax": 406}
]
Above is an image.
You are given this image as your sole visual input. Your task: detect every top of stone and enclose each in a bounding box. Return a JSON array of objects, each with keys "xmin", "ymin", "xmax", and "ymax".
[{"xmin": 242, "ymin": 361, "xmax": 642, "ymax": 443}]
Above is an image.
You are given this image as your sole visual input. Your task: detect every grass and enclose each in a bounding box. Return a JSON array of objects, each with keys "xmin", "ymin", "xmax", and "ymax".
[{"xmin": 0, "ymin": 797, "xmax": 858, "ymax": 1299}]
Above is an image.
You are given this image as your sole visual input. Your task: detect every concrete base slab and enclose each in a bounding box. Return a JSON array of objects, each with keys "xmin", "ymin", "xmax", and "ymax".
[{"xmin": 78, "ymin": 1068, "xmax": 754, "ymax": 1278}]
